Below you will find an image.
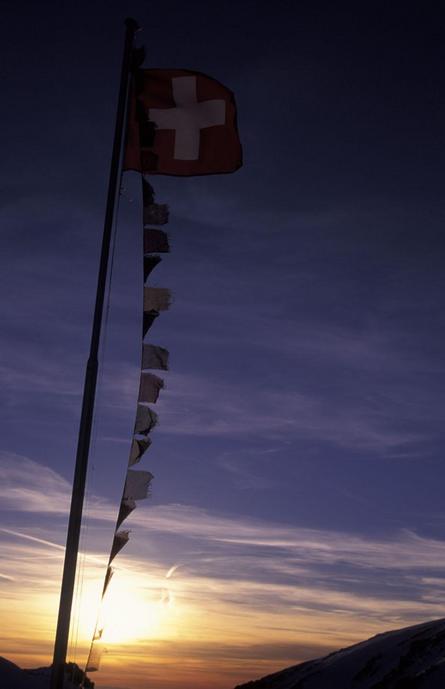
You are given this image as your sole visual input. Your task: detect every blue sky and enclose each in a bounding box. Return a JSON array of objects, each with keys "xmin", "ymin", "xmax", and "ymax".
[{"xmin": 1, "ymin": 2, "xmax": 445, "ymax": 688}]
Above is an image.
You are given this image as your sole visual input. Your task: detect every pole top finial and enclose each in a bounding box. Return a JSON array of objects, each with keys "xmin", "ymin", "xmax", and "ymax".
[{"xmin": 125, "ymin": 17, "xmax": 140, "ymax": 33}]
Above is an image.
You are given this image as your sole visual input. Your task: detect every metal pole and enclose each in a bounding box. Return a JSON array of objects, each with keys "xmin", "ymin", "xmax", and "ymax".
[{"xmin": 50, "ymin": 17, "xmax": 139, "ymax": 689}]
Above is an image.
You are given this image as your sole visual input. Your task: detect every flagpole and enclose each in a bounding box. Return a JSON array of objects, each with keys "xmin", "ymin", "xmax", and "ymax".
[{"xmin": 50, "ymin": 18, "xmax": 139, "ymax": 689}]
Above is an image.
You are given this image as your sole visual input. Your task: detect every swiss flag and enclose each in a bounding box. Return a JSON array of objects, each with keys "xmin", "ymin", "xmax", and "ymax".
[{"xmin": 124, "ymin": 69, "xmax": 242, "ymax": 176}]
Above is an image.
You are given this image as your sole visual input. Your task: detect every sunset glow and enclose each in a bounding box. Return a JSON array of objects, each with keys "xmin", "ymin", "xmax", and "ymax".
[
  {"xmin": 3, "ymin": 475, "xmax": 445, "ymax": 688},
  {"xmin": 2, "ymin": 4, "xmax": 445, "ymax": 689}
]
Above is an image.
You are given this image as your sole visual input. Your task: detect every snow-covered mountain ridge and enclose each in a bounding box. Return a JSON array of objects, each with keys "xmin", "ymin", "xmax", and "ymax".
[{"xmin": 235, "ymin": 618, "xmax": 445, "ymax": 689}]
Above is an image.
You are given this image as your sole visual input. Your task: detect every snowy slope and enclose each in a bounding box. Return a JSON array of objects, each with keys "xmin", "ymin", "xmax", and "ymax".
[{"xmin": 235, "ymin": 618, "xmax": 445, "ymax": 689}]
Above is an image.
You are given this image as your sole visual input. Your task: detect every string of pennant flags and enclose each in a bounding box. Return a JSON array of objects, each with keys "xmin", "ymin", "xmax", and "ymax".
[
  {"xmin": 85, "ymin": 177, "xmax": 171, "ymax": 672},
  {"xmin": 83, "ymin": 55, "xmax": 242, "ymax": 674}
]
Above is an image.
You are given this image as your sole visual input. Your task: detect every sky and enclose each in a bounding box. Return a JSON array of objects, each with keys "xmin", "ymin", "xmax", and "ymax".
[{"xmin": 1, "ymin": 1, "xmax": 445, "ymax": 688}]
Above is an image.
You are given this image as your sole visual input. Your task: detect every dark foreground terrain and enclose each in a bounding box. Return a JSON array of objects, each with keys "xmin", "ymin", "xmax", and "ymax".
[{"xmin": 0, "ymin": 658, "xmax": 93, "ymax": 689}]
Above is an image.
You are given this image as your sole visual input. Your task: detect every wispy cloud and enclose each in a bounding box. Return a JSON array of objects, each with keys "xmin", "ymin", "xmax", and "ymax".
[
  {"xmin": 0, "ymin": 453, "xmax": 71, "ymax": 514},
  {"xmin": 0, "ymin": 572, "xmax": 15, "ymax": 581},
  {"xmin": 4, "ymin": 452, "xmax": 445, "ymax": 578},
  {"xmin": 151, "ymin": 371, "xmax": 421, "ymax": 453},
  {"xmin": 0, "ymin": 528, "xmax": 65, "ymax": 551},
  {"xmin": 3, "ymin": 453, "xmax": 445, "ymax": 688},
  {"xmin": 0, "ymin": 328, "xmax": 439, "ymax": 459},
  {"xmin": 0, "ymin": 361, "xmax": 81, "ymax": 398}
]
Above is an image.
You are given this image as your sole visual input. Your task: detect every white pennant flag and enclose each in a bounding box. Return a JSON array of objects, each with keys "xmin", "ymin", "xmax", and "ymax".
[
  {"xmin": 138, "ymin": 372, "xmax": 164, "ymax": 404},
  {"xmin": 134, "ymin": 405, "xmax": 158, "ymax": 435},
  {"xmin": 124, "ymin": 469, "xmax": 154, "ymax": 501},
  {"xmin": 144, "ymin": 286, "xmax": 172, "ymax": 312},
  {"xmin": 142, "ymin": 344, "xmax": 169, "ymax": 370}
]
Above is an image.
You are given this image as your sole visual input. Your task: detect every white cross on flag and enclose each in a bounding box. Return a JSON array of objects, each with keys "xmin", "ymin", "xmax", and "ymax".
[{"xmin": 124, "ymin": 69, "xmax": 242, "ymax": 176}]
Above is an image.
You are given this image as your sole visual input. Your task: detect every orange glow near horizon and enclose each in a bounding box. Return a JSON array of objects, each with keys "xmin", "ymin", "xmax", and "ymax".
[
  {"xmin": 0, "ymin": 541, "xmax": 365, "ymax": 688},
  {"xmin": 3, "ymin": 513, "xmax": 445, "ymax": 689}
]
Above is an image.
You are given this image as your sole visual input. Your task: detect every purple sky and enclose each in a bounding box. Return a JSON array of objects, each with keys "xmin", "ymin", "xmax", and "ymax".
[{"xmin": 1, "ymin": 3, "xmax": 445, "ymax": 688}]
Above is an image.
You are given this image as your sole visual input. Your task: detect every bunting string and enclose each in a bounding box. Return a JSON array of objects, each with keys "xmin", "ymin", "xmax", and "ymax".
[
  {"xmin": 84, "ymin": 174, "xmax": 171, "ymax": 674},
  {"xmin": 73, "ymin": 172, "xmax": 123, "ymax": 679}
]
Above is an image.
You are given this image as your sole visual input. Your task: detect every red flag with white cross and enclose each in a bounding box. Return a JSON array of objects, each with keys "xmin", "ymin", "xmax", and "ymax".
[{"xmin": 124, "ymin": 69, "xmax": 242, "ymax": 176}]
